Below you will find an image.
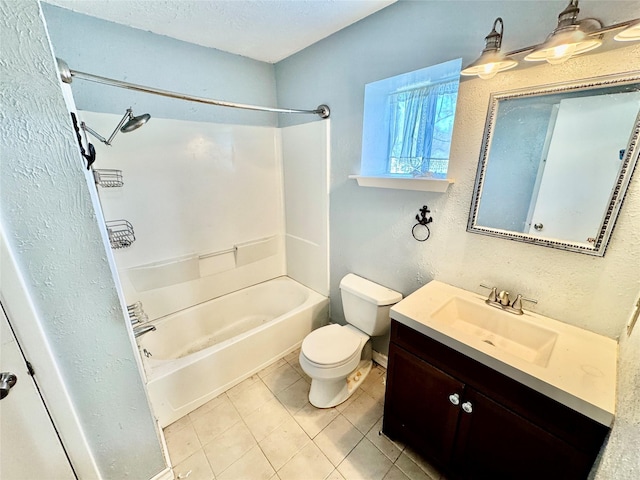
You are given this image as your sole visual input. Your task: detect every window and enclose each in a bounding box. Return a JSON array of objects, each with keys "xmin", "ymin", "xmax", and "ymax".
[
  {"xmin": 358, "ymin": 59, "xmax": 461, "ymax": 185},
  {"xmin": 387, "ymin": 80, "xmax": 458, "ymax": 178}
]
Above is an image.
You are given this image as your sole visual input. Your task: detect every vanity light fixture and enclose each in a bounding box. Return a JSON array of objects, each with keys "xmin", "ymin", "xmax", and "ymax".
[
  {"xmin": 462, "ymin": 2, "xmax": 639, "ymax": 80},
  {"xmin": 614, "ymin": 19, "xmax": 640, "ymax": 42},
  {"xmin": 461, "ymin": 17, "xmax": 518, "ymax": 79},
  {"xmin": 524, "ymin": 0, "xmax": 603, "ymax": 65}
]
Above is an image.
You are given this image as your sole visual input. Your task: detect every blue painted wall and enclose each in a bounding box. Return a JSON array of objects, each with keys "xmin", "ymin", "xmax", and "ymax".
[
  {"xmin": 274, "ymin": 0, "xmax": 640, "ymax": 341},
  {"xmin": 42, "ymin": 3, "xmax": 278, "ymax": 126},
  {"xmin": 275, "ymin": 7, "xmax": 640, "ymax": 478}
]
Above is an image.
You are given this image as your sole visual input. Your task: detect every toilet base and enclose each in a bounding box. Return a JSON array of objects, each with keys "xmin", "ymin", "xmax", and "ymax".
[{"xmin": 308, "ymin": 359, "xmax": 373, "ymax": 408}]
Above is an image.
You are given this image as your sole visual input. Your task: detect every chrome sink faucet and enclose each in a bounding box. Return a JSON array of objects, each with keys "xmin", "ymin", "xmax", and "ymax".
[{"xmin": 480, "ymin": 284, "xmax": 537, "ymax": 315}]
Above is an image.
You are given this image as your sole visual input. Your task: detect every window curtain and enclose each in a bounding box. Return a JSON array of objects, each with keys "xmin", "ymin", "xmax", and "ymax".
[{"xmin": 387, "ymin": 80, "xmax": 458, "ymax": 175}]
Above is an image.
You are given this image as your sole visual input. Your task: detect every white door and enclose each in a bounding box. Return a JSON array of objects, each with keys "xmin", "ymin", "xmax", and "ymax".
[
  {"xmin": 528, "ymin": 92, "xmax": 640, "ymax": 244},
  {"xmin": 0, "ymin": 305, "xmax": 76, "ymax": 480}
]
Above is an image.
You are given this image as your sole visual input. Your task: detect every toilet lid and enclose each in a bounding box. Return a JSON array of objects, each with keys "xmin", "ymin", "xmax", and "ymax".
[{"xmin": 302, "ymin": 324, "xmax": 361, "ymax": 366}]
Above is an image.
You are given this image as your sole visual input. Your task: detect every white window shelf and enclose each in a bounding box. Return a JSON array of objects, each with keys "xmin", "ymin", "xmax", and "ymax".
[{"xmin": 349, "ymin": 175, "xmax": 454, "ymax": 192}]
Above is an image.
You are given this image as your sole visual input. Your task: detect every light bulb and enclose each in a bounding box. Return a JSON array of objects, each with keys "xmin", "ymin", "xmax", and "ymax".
[
  {"xmin": 546, "ymin": 43, "xmax": 577, "ymax": 64},
  {"xmin": 478, "ymin": 63, "xmax": 499, "ymax": 80},
  {"xmin": 614, "ymin": 21, "xmax": 640, "ymax": 41}
]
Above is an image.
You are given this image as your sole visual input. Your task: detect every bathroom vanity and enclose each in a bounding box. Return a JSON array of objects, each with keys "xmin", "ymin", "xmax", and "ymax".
[{"xmin": 383, "ymin": 281, "xmax": 616, "ymax": 480}]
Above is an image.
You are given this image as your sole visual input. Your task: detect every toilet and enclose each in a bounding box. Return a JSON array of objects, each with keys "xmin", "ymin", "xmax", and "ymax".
[{"xmin": 299, "ymin": 273, "xmax": 402, "ymax": 408}]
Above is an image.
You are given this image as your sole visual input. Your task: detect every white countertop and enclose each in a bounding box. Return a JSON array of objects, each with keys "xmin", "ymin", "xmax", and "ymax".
[{"xmin": 390, "ymin": 281, "xmax": 617, "ymax": 426}]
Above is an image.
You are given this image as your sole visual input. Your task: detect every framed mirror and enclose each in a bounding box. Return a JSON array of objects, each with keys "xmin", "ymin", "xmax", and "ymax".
[{"xmin": 467, "ymin": 72, "xmax": 640, "ymax": 256}]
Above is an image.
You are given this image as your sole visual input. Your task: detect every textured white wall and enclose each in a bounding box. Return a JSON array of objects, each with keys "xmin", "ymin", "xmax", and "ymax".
[
  {"xmin": 0, "ymin": 1, "xmax": 166, "ymax": 478},
  {"xmin": 593, "ymin": 315, "xmax": 640, "ymax": 479}
]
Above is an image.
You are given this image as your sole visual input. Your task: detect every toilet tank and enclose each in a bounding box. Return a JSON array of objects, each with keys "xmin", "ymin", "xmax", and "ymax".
[{"xmin": 339, "ymin": 274, "xmax": 403, "ymax": 336}]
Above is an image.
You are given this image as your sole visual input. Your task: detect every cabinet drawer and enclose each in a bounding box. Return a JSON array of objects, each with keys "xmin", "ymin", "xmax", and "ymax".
[{"xmin": 390, "ymin": 320, "xmax": 608, "ymax": 456}]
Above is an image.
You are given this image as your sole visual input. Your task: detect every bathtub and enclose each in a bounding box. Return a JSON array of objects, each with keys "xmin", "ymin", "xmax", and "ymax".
[{"xmin": 137, "ymin": 276, "xmax": 329, "ymax": 427}]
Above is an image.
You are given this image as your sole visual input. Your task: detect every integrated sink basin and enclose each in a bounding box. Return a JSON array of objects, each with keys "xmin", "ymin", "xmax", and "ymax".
[{"xmin": 431, "ymin": 296, "xmax": 558, "ymax": 367}]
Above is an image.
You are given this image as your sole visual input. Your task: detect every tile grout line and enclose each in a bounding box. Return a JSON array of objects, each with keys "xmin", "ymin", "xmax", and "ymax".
[
  {"xmin": 166, "ymin": 351, "xmax": 442, "ymax": 480},
  {"xmin": 223, "ymin": 376, "xmax": 279, "ymax": 479}
]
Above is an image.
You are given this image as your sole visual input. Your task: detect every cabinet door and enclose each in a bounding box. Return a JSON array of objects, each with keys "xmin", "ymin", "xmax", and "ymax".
[
  {"xmin": 383, "ymin": 344, "xmax": 464, "ymax": 465},
  {"xmin": 453, "ymin": 388, "xmax": 593, "ymax": 480}
]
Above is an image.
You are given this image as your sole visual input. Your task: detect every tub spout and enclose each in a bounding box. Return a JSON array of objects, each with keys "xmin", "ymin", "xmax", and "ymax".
[{"xmin": 133, "ymin": 324, "xmax": 156, "ymax": 338}]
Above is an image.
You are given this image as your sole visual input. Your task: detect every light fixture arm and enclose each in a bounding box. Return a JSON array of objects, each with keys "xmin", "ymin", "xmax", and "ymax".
[
  {"xmin": 556, "ymin": 0, "xmax": 580, "ymax": 30},
  {"xmin": 81, "ymin": 108, "xmax": 133, "ymax": 146},
  {"xmin": 487, "ymin": 17, "xmax": 505, "ymax": 51}
]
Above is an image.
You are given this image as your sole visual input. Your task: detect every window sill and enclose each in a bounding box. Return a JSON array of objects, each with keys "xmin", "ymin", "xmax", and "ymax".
[{"xmin": 348, "ymin": 175, "xmax": 454, "ymax": 192}]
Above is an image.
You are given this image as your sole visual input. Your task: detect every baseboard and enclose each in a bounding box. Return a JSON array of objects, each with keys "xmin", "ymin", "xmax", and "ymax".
[
  {"xmin": 372, "ymin": 350, "xmax": 388, "ymax": 369},
  {"xmin": 150, "ymin": 467, "xmax": 173, "ymax": 480}
]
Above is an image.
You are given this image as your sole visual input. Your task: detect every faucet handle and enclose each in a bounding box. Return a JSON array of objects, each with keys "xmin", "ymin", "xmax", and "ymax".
[
  {"xmin": 127, "ymin": 301, "xmax": 148, "ymax": 325},
  {"xmin": 479, "ymin": 284, "xmax": 498, "ymax": 302},
  {"xmin": 510, "ymin": 294, "xmax": 537, "ymax": 313}
]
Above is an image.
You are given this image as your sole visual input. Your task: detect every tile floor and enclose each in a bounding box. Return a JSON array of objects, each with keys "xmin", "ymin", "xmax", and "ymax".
[{"xmin": 164, "ymin": 349, "xmax": 447, "ymax": 480}]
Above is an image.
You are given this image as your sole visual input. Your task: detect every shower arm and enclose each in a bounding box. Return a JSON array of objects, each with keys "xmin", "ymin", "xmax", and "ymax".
[
  {"xmin": 81, "ymin": 108, "xmax": 133, "ymax": 146},
  {"xmin": 57, "ymin": 58, "xmax": 330, "ymax": 119}
]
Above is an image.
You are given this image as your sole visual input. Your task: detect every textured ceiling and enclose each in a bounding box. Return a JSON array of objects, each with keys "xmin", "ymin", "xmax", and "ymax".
[{"xmin": 44, "ymin": 0, "xmax": 397, "ymax": 63}]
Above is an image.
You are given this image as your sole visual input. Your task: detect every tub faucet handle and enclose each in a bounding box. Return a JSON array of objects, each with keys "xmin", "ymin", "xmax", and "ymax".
[{"xmin": 127, "ymin": 301, "xmax": 148, "ymax": 325}]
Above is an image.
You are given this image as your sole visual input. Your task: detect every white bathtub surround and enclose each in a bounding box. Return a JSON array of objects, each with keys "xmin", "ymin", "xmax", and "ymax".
[
  {"xmin": 79, "ymin": 111, "xmax": 288, "ymax": 313},
  {"xmin": 235, "ymin": 235, "xmax": 280, "ymax": 267},
  {"xmin": 282, "ymin": 121, "xmax": 330, "ymax": 296},
  {"xmin": 83, "ymin": 111, "xmax": 330, "ymax": 323},
  {"xmin": 138, "ymin": 276, "xmax": 328, "ymax": 427},
  {"xmin": 128, "ymin": 254, "xmax": 200, "ymax": 292},
  {"xmin": 126, "ymin": 236, "xmax": 280, "ymax": 292},
  {"xmin": 80, "ymin": 112, "xmax": 284, "ymax": 270},
  {"xmin": 121, "ymin": 234, "xmax": 285, "ymax": 320}
]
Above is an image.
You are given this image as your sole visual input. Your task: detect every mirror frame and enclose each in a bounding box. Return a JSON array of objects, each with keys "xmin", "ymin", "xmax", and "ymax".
[{"xmin": 467, "ymin": 71, "xmax": 640, "ymax": 256}]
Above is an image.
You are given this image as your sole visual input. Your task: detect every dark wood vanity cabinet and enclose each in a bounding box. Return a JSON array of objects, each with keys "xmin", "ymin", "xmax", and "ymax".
[{"xmin": 383, "ymin": 321, "xmax": 609, "ymax": 480}]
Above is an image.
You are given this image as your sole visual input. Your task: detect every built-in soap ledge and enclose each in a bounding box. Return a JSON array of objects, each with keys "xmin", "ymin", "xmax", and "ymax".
[
  {"xmin": 235, "ymin": 235, "xmax": 279, "ymax": 266},
  {"xmin": 128, "ymin": 254, "xmax": 200, "ymax": 292},
  {"xmin": 126, "ymin": 235, "xmax": 280, "ymax": 292}
]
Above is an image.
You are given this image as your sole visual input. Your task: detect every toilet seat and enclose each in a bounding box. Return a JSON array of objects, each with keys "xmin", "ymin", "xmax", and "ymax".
[{"xmin": 301, "ymin": 324, "xmax": 362, "ymax": 368}]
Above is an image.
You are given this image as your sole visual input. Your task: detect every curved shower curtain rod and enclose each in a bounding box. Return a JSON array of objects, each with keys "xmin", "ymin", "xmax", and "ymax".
[{"xmin": 56, "ymin": 58, "xmax": 330, "ymax": 119}]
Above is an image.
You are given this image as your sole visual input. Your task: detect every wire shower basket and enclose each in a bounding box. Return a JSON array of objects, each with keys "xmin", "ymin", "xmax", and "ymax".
[
  {"xmin": 94, "ymin": 169, "xmax": 124, "ymax": 187},
  {"xmin": 106, "ymin": 219, "xmax": 135, "ymax": 249}
]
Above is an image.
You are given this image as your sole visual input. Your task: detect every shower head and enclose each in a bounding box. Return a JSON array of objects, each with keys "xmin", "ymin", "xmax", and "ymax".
[
  {"xmin": 81, "ymin": 107, "xmax": 151, "ymax": 146},
  {"xmin": 121, "ymin": 111, "xmax": 151, "ymax": 133}
]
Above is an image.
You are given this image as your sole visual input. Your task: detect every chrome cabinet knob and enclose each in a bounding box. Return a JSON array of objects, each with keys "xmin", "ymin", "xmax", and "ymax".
[
  {"xmin": 462, "ymin": 401, "xmax": 473, "ymax": 414},
  {"xmin": 534, "ymin": 223, "xmax": 544, "ymax": 231},
  {"xmin": 448, "ymin": 393, "xmax": 460, "ymax": 405}
]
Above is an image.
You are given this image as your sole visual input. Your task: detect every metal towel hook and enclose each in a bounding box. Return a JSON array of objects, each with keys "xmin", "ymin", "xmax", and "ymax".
[{"xmin": 412, "ymin": 205, "xmax": 433, "ymax": 242}]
